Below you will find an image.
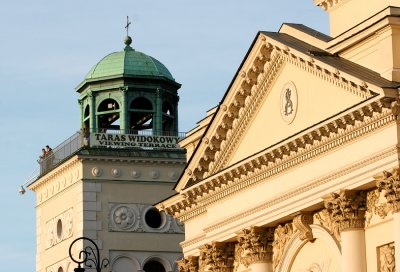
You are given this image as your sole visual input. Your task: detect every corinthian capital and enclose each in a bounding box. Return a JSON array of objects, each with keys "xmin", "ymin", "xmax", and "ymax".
[
  {"xmin": 375, "ymin": 168, "xmax": 400, "ymax": 213},
  {"xmin": 237, "ymin": 227, "xmax": 274, "ymax": 267},
  {"xmin": 177, "ymin": 256, "xmax": 199, "ymax": 272},
  {"xmin": 324, "ymin": 190, "xmax": 367, "ymax": 231},
  {"xmin": 199, "ymin": 242, "xmax": 235, "ymax": 272}
]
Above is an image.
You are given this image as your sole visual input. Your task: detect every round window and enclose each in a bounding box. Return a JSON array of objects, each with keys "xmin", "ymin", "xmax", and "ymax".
[
  {"xmin": 143, "ymin": 260, "xmax": 166, "ymax": 272},
  {"xmin": 144, "ymin": 208, "xmax": 163, "ymax": 229}
]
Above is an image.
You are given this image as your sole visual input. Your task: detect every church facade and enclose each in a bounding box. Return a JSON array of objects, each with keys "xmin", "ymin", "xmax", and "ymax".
[{"xmin": 158, "ymin": 1, "xmax": 400, "ymax": 271}]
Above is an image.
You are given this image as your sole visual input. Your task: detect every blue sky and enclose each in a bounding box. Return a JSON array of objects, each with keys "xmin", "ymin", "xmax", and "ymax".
[{"xmin": 0, "ymin": 1, "xmax": 328, "ymax": 271}]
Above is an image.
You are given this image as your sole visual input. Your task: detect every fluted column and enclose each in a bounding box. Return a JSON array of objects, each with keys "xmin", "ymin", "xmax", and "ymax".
[
  {"xmin": 375, "ymin": 168, "xmax": 400, "ymax": 270},
  {"xmin": 325, "ymin": 190, "xmax": 367, "ymax": 272},
  {"xmin": 238, "ymin": 227, "xmax": 274, "ymax": 272},
  {"xmin": 199, "ymin": 242, "xmax": 235, "ymax": 272}
]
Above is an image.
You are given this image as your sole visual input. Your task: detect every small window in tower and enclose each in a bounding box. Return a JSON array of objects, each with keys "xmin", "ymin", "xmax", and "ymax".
[
  {"xmin": 57, "ymin": 219, "xmax": 63, "ymax": 239},
  {"xmin": 57, "ymin": 267, "xmax": 64, "ymax": 272},
  {"xmin": 97, "ymin": 99, "xmax": 120, "ymax": 132},
  {"xmin": 144, "ymin": 207, "xmax": 164, "ymax": 229}
]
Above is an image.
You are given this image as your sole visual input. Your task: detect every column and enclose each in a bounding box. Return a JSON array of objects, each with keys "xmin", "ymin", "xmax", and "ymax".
[
  {"xmin": 375, "ymin": 168, "xmax": 400, "ymax": 269},
  {"xmin": 199, "ymin": 242, "xmax": 235, "ymax": 272},
  {"xmin": 88, "ymin": 91, "xmax": 96, "ymax": 133},
  {"xmin": 325, "ymin": 190, "xmax": 367, "ymax": 272},
  {"xmin": 119, "ymin": 87, "xmax": 128, "ymax": 133},
  {"xmin": 238, "ymin": 227, "xmax": 274, "ymax": 272},
  {"xmin": 154, "ymin": 88, "xmax": 163, "ymax": 135}
]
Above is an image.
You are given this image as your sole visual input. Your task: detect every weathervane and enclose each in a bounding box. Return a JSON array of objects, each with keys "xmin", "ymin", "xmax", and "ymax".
[{"xmin": 125, "ymin": 16, "xmax": 132, "ymax": 36}]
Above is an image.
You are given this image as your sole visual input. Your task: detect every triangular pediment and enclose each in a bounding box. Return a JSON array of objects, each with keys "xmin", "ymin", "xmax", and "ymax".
[{"xmin": 175, "ymin": 29, "xmax": 394, "ymax": 192}]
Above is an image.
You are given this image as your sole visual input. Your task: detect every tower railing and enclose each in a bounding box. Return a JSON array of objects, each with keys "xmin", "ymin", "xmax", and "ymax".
[{"xmin": 36, "ymin": 129, "xmax": 186, "ymax": 179}]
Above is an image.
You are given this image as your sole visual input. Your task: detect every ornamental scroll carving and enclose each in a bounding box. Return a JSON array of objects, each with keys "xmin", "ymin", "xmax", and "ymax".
[
  {"xmin": 375, "ymin": 168, "xmax": 400, "ymax": 213},
  {"xmin": 45, "ymin": 208, "xmax": 73, "ymax": 249},
  {"xmin": 324, "ymin": 190, "xmax": 367, "ymax": 231},
  {"xmin": 272, "ymin": 223, "xmax": 294, "ymax": 271},
  {"xmin": 177, "ymin": 256, "xmax": 199, "ymax": 272},
  {"xmin": 237, "ymin": 227, "xmax": 274, "ymax": 267},
  {"xmin": 199, "ymin": 242, "xmax": 235, "ymax": 272},
  {"xmin": 293, "ymin": 213, "xmax": 314, "ymax": 242},
  {"xmin": 378, "ymin": 243, "xmax": 395, "ymax": 272}
]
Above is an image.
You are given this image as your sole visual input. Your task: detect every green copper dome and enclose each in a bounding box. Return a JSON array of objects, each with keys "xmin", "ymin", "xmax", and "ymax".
[{"xmin": 85, "ymin": 44, "xmax": 175, "ymax": 81}]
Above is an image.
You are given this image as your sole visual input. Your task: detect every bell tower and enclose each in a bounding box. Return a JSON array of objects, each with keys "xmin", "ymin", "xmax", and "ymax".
[
  {"xmin": 28, "ymin": 33, "xmax": 186, "ymax": 272},
  {"xmin": 77, "ymin": 36, "xmax": 181, "ymax": 135}
]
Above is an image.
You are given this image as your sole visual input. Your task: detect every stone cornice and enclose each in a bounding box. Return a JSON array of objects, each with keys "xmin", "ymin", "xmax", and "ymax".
[
  {"xmin": 164, "ymin": 99, "xmax": 394, "ymax": 221},
  {"xmin": 28, "ymin": 156, "xmax": 80, "ymax": 192}
]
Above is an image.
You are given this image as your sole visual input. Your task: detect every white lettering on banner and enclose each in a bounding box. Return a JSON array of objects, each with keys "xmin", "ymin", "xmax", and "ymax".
[{"xmin": 90, "ymin": 133, "xmax": 180, "ymax": 149}]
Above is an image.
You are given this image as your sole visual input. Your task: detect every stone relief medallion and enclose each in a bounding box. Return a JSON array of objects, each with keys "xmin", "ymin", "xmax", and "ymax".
[
  {"xmin": 111, "ymin": 168, "xmax": 121, "ymax": 178},
  {"xmin": 280, "ymin": 81, "xmax": 298, "ymax": 124},
  {"xmin": 91, "ymin": 167, "xmax": 103, "ymax": 177},
  {"xmin": 113, "ymin": 206, "xmax": 135, "ymax": 230},
  {"xmin": 131, "ymin": 169, "xmax": 141, "ymax": 178}
]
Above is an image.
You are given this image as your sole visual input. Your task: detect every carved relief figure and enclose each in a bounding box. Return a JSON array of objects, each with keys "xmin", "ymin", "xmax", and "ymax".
[
  {"xmin": 379, "ymin": 243, "xmax": 395, "ymax": 272},
  {"xmin": 273, "ymin": 223, "xmax": 293, "ymax": 271},
  {"xmin": 299, "ymin": 260, "xmax": 331, "ymax": 272}
]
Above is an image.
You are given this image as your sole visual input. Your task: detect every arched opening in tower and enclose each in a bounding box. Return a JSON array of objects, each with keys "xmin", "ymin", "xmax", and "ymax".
[
  {"xmin": 97, "ymin": 98, "xmax": 120, "ymax": 132},
  {"xmin": 129, "ymin": 97, "xmax": 154, "ymax": 133}
]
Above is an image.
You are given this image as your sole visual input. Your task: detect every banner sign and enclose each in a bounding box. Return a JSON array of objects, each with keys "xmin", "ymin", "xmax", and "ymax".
[{"xmin": 90, "ymin": 133, "xmax": 180, "ymax": 149}]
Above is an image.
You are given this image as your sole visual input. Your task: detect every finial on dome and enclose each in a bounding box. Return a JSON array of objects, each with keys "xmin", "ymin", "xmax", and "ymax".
[{"xmin": 124, "ymin": 16, "xmax": 133, "ymax": 50}]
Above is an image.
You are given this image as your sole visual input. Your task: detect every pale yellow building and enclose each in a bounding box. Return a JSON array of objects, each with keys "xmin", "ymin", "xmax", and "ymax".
[
  {"xmin": 28, "ymin": 36, "xmax": 186, "ymax": 272},
  {"xmin": 158, "ymin": 1, "xmax": 400, "ymax": 271}
]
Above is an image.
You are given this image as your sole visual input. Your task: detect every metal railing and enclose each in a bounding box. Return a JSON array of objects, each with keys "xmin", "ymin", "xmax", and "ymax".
[{"xmin": 36, "ymin": 129, "xmax": 186, "ymax": 178}]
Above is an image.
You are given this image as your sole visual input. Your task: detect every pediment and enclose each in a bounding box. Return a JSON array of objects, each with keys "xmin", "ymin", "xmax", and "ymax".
[{"xmin": 175, "ymin": 31, "xmax": 391, "ymax": 192}]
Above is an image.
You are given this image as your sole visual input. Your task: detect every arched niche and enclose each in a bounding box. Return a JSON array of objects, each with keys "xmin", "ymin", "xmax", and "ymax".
[
  {"xmin": 111, "ymin": 255, "xmax": 140, "ymax": 272},
  {"xmin": 278, "ymin": 225, "xmax": 341, "ymax": 272}
]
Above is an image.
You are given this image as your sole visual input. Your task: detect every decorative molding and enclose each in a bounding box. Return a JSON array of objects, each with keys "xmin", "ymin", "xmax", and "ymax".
[
  {"xmin": 366, "ymin": 189, "xmax": 392, "ymax": 226},
  {"xmin": 180, "ymin": 234, "xmax": 207, "ymax": 249},
  {"xmin": 199, "ymin": 242, "xmax": 235, "ymax": 272},
  {"xmin": 293, "ymin": 212, "xmax": 314, "ymax": 241},
  {"xmin": 272, "ymin": 223, "xmax": 294, "ymax": 271},
  {"xmin": 324, "ymin": 190, "xmax": 367, "ymax": 231},
  {"xmin": 167, "ymin": 100, "xmax": 394, "ymax": 220},
  {"xmin": 315, "ymin": 0, "xmax": 347, "ymax": 12},
  {"xmin": 45, "ymin": 208, "xmax": 73, "ymax": 249},
  {"xmin": 375, "ymin": 168, "xmax": 400, "ymax": 213},
  {"xmin": 108, "ymin": 203, "xmax": 184, "ymax": 234},
  {"xmin": 177, "ymin": 256, "xmax": 199, "ymax": 272},
  {"xmin": 313, "ymin": 209, "xmax": 340, "ymax": 242},
  {"xmin": 188, "ymin": 38, "xmax": 376, "ymax": 186},
  {"xmin": 378, "ymin": 242, "xmax": 395, "ymax": 272},
  {"xmin": 237, "ymin": 227, "xmax": 274, "ymax": 267}
]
